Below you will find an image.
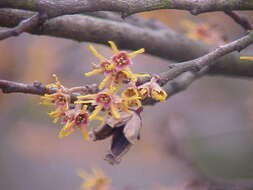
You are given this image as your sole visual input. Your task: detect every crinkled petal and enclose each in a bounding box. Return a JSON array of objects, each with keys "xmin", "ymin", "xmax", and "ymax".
[
  {"xmin": 77, "ymin": 94, "xmax": 97, "ymax": 100},
  {"xmin": 85, "ymin": 68, "xmax": 103, "ymax": 77},
  {"xmin": 110, "ymin": 104, "xmax": 120, "ymax": 119},
  {"xmin": 75, "ymin": 100, "xmax": 95, "ymax": 104},
  {"xmin": 89, "ymin": 105, "xmax": 103, "ymax": 120},
  {"xmin": 88, "ymin": 44, "xmax": 106, "ymax": 61},
  {"xmin": 108, "ymin": 41, "xmax": 119, "ymax": 53},
  {"xmin": 58, "ymin": 120, "xmax": 75, "ymax": 138},
  {"xmin": 99, "ymin": 75, "xmax": 112, "ymax": 90},
  {"xmin": 80, "ymin": 126, "xmax": 89, "ymax": 140},
  {"xmin": 128, "ymin": 48, "xmax": 145, "ymax": 58}
]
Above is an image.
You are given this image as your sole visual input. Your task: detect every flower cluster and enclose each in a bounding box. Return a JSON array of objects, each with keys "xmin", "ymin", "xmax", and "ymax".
[
  {"xmin": 78, "ymin": 168, "xmax": 111, "ymax": 190},
  {"xmin": 181, "ymin": 20, "xmax": 225, "ymax": 46},
  {"xmin": 41, "ymin": 41, "xmax": 167, "ymax": 164}
]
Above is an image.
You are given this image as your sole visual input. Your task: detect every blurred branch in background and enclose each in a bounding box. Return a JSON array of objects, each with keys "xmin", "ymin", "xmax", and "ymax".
[
  {"xmin": 0, "ymin": 12, "xmax": 40, "ymax": 40},
  {"xmin": 224, "ymin": 11, "xmax": 252, "ymax": 31},
  {"xmin": 1, "ymin": 9, "xmax": 253, "ymax": 78},
  {"xmin": 0, "ymin": 0, "xmax": 253, "ymax": 18}
]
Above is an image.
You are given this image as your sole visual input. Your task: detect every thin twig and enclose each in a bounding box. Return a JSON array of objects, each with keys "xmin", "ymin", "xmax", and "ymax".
[
  {"xmin": 0, "ymin": 12, "xmax": 40, "ymax": 40},
  {"xmin": 0, "ymin": 80, "xmax": 98, "ymax": 102},
  {"xmin": 224, "ymin": 11, "xmax": 252, "ymax": 31}
]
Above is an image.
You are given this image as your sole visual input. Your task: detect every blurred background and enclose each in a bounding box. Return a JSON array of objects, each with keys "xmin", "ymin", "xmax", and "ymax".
[{"xmin": 1, "ymin": 10, "xmax": 253, "ymax": 190}]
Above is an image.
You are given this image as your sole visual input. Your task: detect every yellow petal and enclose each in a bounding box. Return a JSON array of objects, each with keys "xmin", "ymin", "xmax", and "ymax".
[
  {"xmin": 113, "ymin": 81, "xmax": 122, "ymax": 92},
  {"xmin": 122, "ymin": 101, "xmax": 129, "ymax": 112},
  {"xmin": 99, "ymin": 75, "xmax": 112, "ymax": 90},
  {"xmin": 180, "ymin": 20, "xmax": 195, "ymax": 30},
  {"xmin": 40, "ymin": 101, "xmax": 54, "ymax": 106},
  {"xmin": 78, "ymin": 170, "xmax": 89, "ymax": 179},
  {"xmin": 80, "ymin": 127, "xmax": 89, "ymax": 140},
  {"xmin": 134, "ymin": 73, "xmax": 150, "ymax": 78},
  {"xmin": 110, "ymin": 104, "xmax": 120, "ymax": 119},
  {"xmin": 107, "ymin": 85, "xmax": 116, "ymax": 94},
  {"xmin": 108, "ymin": 41, "xmax": 119, "ymax": 53},
  {"xmin": 88, "ymin": 44, "xmax": 106, "ymax": 61},
  {"xmin": 58, "ymin": 120, "xmax": 75, "ymax": 138},
  {"xmin": 74, "ymin": 100, "xmax": 95, "ymax": 104},
  {"xmin": 240, "ymin": 56, "xmax": 253, "ymax": 61},
  {"xmin": 77, "ymin": 94, "xmax": 97, "ymax": 100},
  {"xmin": 89, "ymin": 105, "xmax": 103, "ymax": 120},
  {"xmin": 123, "ymin": 69, "xmax": 137, "ymax": 82},
  {"xmin": 151, "ymin": 90, "xmax": 167, "ymax": 102},
  {"xmin": 128, "ymin": 48, "xmax": 145, "ymax": 58},
  {"xmin": 85, "ymin": 68, "xmax": 103, "ymax": 77}
]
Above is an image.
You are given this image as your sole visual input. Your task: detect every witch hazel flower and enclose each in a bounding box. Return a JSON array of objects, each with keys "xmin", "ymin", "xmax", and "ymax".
[
  {"xmin": 138, "ymin": 76, "xmax": 168, "ymax": 102},
  {"xmin": 58, "ymin": 105, "xmax": 90, "ymax": 140},
  {"xmin": 109, "ymin": 41, "xmax": 149, "ymax": 82},
  {"xmin": 75, "ymin": 86, "xmax": 121, "ymax": 124},
  {"xmin": 40, "ymin": 74, "xmax": 70, "ymax": 123},
  {"xmin": 121, "ymin": 86, "xmax": 142, "ymax": 112},
  {"xmin": 85, "ymin": 41, "xmax": 149, "ymax": 90}
]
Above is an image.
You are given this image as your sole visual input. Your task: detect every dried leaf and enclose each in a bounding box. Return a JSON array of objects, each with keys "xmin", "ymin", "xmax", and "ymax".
[
  {"xmin": 105, "ymin": 125, "xmax": 132, "ymax": 165},
  {"xmin": 90, "ymin": 124, "xmax": 116, "ymax": 141},
  {"xmin": 106, "ymin": 112, "xmax": 132, "ymax": 128},
  {"xmin": 123, "ymin": 111, "xmax": 142, "ymax": 144}
]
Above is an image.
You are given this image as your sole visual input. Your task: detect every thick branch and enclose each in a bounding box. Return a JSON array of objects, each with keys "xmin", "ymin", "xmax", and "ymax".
[
  {"xmin": 1, "ymin": 9, "xmax": 253, "ymax": 79},
  {"xmin": 224, "ymin": 11, "xmax": 252, "ymax": 31},
  {"xmin": 0, "ymin": 9, "xmax": 210, "ymax": 62},
  {"xmin": 0, "ymin": 80, "xmax": 54, "ymax": 95},
  {"xmin": 0, "ymin": 12, "xmax": 39, "ymax": 40},
  {"xmin": 0, "ymin": 0, "xmax": 253, "ymax": 18}
]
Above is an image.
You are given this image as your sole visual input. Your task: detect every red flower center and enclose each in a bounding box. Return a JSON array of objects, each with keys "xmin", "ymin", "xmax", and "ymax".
[
  {"xmin": 75, "ymin": 113, "xmax": 88, "ymax": 126},
  {"xmin": 112, "ymin": 52, "xmax": 130, "ymax": 68},
  {"xmin": 96, "ymin": 93, "xmax": 112, "ymax": 105},
  {"xmin": 101, "ymin": 61, "xmax": 114, "ymax": 73}
]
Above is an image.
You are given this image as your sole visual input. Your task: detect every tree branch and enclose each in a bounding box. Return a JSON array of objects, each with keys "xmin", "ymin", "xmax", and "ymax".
[
  {"xmin": 224, "ymin": 11, "xmax": 252, "ymax": 31},
  {"xmin": 0, "ymin": 0, "xmax": 253, "ymax": 18},
  {"xmin": 0, "ymin": 12, "xmax": 39, "ymax": 40},
  {"xmin": 2, "ymin": 30, "xmax": 253, "ymax": 105},
  {"xmin": 0, "ymin": 80, "xmax": 98, "ymax": 102},
  {"xmin": 1, "ymin": 9, "xmax": 253, "ymax": 79}
]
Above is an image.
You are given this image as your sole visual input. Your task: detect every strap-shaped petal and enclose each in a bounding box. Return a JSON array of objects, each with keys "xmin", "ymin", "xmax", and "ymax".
[
  {"xmin": 99, "ymin": 75, "xmax": 112, "ymax": 90},
  {"xmin": 110, "ymin": 104, "xmax": 120, "ymax": 119},
  {"xmin": 89, "ymin": 105, "xmax": 103, "ymax": 120},
  {"xmin": 85, "ymin": 68, "xmax": 103, "ymax": 77},
  {"xmin": 128, "ymin": 48, "xmax": 145, "ymax": 58},
  {"xmin": 88, "ymin": 44, "xmax": 106, "ymax": 61},
  {"xmin": 240, "ymin": 56, "xmax": 253, "ymax": 61},
  {"xmin": 108, "ymin": 41, "xmax": 119, "ymax": 53},
  {"xmin": 58, "ymin": 120, "xmax": 75, "ymax": 138},
  {"xmin": 80, "ymin": 126, "xmax": 89, "ymax": 140}
]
